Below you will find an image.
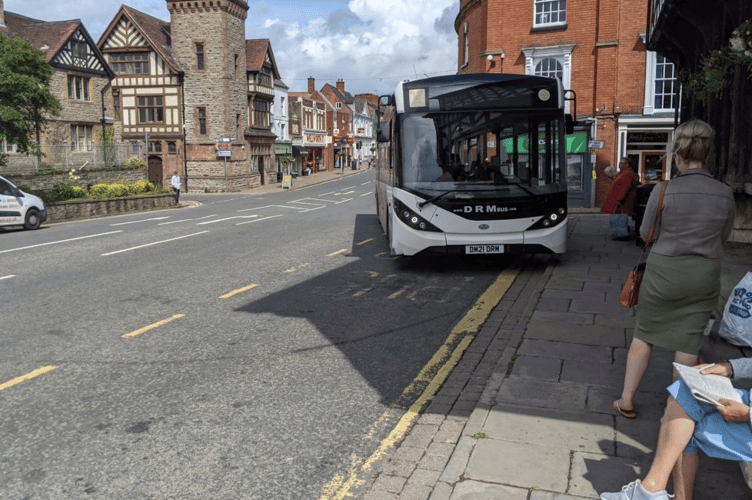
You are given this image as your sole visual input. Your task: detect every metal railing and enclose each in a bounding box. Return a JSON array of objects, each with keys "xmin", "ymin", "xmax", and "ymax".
[{"xmin": 1, "ymin": 143, "xmax": 143, "ymax": 174}]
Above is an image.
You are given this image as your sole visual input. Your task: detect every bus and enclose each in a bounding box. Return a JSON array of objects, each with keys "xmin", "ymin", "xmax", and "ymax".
[{"xmin": 375, "ymin": 73, "xmax": 574, "ymax": 256}]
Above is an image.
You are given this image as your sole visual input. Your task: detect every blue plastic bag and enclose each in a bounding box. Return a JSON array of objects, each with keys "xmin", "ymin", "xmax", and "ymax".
[{"xmin": 609, "ymin": 214, "xmax": 629, "ymax": 238}]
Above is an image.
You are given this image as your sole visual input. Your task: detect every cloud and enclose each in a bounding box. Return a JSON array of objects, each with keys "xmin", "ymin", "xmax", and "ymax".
[
  {"xmin": 252, "ymin": 0, "xmax": 459, "ymax": 94},
  {"xmin": 4, "ymin": 0, "xmax": 459, "ymax": 95}
]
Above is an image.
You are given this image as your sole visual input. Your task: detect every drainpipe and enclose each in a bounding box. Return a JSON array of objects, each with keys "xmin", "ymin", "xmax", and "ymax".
[
  {"xmin": 179, "ymin": 71, "xmax": 188, "ymax": 192},
  {"xmin": 101, "ymin": 79, "xmax": 111, "ymax": 165}
]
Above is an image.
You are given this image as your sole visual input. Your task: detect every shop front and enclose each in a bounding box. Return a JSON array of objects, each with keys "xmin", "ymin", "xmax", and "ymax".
[
  {"xmin": 274, "ymin": 142, "xmax": 293, "ymax": 180},
  {"xmin": 302, "ymin": 132, "xmax": 327, "ymax": 173}
]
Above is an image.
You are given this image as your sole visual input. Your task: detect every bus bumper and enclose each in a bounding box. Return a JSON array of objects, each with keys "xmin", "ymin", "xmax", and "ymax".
[{"xmin": 392, "ymin": 217, "xmax": 568, "ymax": 256}]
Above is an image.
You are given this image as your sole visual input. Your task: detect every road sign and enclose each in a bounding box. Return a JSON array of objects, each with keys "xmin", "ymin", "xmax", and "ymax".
[
  {"xmin": 217, "ymin": 149, "xmax": 232, "ymax": 157},
  {"xmin": 588, "ymin": 140, "xmax": 605, "ymax": 149}
]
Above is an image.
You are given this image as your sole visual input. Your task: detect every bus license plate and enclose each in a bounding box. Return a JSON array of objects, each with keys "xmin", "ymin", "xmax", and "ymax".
[{"xmin": 465, "ymin": 244, "xmax": 504, "ymax": 254}]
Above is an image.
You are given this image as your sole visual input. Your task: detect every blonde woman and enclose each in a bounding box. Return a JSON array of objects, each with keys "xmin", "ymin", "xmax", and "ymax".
[{"xmin": 614, "ymin": 119, "xmax": 736, "ymax": 419}]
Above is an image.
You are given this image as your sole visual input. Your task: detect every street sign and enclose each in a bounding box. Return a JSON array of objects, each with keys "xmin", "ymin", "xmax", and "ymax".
[
  {"xmin": 217, "ymin": 149, "xmax": 232, "ymax": 157},
  {"xmin": 588, "ymin": 140, "xmax": 605, "ymax": 149}
]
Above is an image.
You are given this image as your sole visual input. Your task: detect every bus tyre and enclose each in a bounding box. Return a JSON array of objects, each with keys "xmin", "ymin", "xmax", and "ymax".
[{"xmin": 24, "ymin": 209, "xmax": 41, "ymax": 230}]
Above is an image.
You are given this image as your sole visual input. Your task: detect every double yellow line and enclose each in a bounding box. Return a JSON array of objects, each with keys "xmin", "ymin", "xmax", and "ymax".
[{"xmin": 319, "ymin": 268, "xmax": 519, "ymax": 500}]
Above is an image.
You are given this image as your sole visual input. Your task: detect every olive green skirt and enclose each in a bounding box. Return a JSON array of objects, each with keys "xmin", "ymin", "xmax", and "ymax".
[{"xmin": 634, "ymin": 253, "xmax": 721, "ymax": 355}]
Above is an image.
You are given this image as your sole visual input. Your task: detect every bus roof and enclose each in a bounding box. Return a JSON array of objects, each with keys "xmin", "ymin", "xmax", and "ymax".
[{"xmin": 393, "ymin": 73, "xmax": 563, "ymax": 114}]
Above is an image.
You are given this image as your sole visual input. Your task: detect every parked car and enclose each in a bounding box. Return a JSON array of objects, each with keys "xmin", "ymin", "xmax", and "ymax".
[{"xmin": 0, "ymin": 175, "xmax": 47, "ymax": 230}]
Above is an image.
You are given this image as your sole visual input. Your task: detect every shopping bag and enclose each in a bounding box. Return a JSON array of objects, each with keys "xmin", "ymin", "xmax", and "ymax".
[
  {"xmin": 609, "ymin": 213, "xmax": 629, "ymax": 238},
  {"xmin": 619, "ymin": 262, "xmax": 646, "ymax": 307},
  {"xmin": 718, "ymin": 272, "xmax": 752, "ymax": 346}
]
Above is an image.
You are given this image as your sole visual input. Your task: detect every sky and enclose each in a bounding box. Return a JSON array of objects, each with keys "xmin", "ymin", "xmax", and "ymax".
[{"xmin": 4, "ymin": 0, "xmax": 460, "ymax": 95}]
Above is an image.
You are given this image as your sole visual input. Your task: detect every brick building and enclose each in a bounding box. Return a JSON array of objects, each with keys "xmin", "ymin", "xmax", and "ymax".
[
  {"xmin": 0, "ymin": 2, "xmax": 115, "ymax": 172},
  {"xmin": 320, "ymin": 79, "xmax": 355, "ymax": 169},
  {"xmin": 289, "ymin": 78, "xmax": 332, "ymax": 173},
  {"xmin": 98, "ymin": 0, "xmax": 279, "ymax": 192},
  {"xmin": 456, "ymin": 0, "xmax": 681, "ymax": 207}
]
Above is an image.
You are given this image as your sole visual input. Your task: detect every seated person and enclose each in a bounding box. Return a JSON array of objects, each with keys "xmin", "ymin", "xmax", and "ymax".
[{"xmin": 600, "ymin": 358, "xmax": 752, "ymax": 500}]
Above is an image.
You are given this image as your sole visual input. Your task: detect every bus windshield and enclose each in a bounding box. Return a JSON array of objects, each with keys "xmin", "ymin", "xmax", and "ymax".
[{"xmin": 399, "ymin": 110, "xmax": 564, "ymax": 201}]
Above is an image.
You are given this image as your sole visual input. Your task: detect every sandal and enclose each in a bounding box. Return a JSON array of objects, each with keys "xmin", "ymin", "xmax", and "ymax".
[{"xmin": 613, "ymin": 399, "xmax": 637, "ymax": 419}]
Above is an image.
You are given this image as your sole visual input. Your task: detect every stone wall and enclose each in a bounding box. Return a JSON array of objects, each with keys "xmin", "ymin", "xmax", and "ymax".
[
  {"xmin": 47, "ymin": 194, "xmax": 175, "ymax": 223},
  {"xmin": 6, "ymin": 168, "xmax": 147, "ymax": 191}
]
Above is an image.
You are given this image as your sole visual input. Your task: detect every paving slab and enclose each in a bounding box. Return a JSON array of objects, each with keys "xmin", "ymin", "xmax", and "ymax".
[
  {"xmin": 509, "ymin": 355, "xmax": 562, "ymax": 381},
  {"xmin": 587, "ymin": 385, "xmax": 669, "ymax": 422},
  {"xmin": 569, "ymin": 452, "xmax": 648, "ymax": 498},
  {"xmin": 495, "ymin": 377, "xmax": 588, "ymax": 411},
  {"xmin": 482, "ymin": 403, "xmax": 615, "ymax": 455},
  {"xmin": 570, "ymin": 295, "xmax": 633, "ymax": 316},
  {"xmin": 525, "ymin": 320, "xmax": 625, "ymax": 347},
  {"xmin": 560, "ymin": 359, "xmax": 629, "ymax": 389},
  {"xmin": 464, "ymin": 439, "xmax": 570, "ymax": 492},
  {"xmin": 448, "ymin": 480, "xmax": 528, "ymax": 500},
  {"xmin": 517, "ymin": 340, "xmax": 613, "ymax": 363}
]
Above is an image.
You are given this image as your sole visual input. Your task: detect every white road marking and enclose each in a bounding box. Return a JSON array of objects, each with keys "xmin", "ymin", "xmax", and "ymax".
[
  {"xmin": 158, "ymin": 214, "xmax": 218, "ymax": 225},
  {"xmin": 0, "ymin": 231, "xmax": 123, "ymax": 254},
  {"xmin": 110, "ymin": 216, "xmax": 171, "ymax": 226},
  {"xmin": 0, "ymin": 275, "xmax": 16, "ymax": 281},
  {"xmin": 236, "ymin": 214, "xmax": 284, "ymax": 225},
  {"xmin": 101, "ymin": 231, "xmax": 209, "ymax": 256},
  {"xmin": 196, "ymin": 215, "xmax": 258, "ymax": 225}
]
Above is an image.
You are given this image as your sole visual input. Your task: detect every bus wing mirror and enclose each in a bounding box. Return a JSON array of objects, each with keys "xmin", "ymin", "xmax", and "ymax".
[
  {"xmin": 565, "ymin": 114, "xmax": 577, "ymax": 135},
  {"xmin": 377, "ymin": 122, "xmax": 391, "ymax": 143}
]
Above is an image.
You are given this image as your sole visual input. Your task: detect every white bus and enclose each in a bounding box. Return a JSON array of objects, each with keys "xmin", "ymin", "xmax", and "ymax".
[{"xmin": 375, "ymin": 73, "xmax": 574, "ymax": 256}]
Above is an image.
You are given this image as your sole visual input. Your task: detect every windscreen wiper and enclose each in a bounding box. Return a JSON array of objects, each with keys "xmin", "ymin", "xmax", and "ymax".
[
  {"xmin": 503, "ymin": 180, "xmax": 536, "ymax": 196},
  {"xmin": 417, "ymin": 190, "xmax": 458, "ymax": 208}
]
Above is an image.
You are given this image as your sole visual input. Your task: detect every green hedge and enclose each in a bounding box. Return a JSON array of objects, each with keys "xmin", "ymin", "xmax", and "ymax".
[{"xmin": 19, "ymin": 179, "xmax": 171, "ymax": 205}]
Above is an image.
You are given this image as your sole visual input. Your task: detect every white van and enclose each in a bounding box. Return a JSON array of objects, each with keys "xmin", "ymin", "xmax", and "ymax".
[{"xmin": 0, "ymin": 175, "xmax": 47, "ymax": 230}]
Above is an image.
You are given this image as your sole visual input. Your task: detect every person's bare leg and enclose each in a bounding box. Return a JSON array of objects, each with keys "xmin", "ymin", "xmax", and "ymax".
[
  {"xmin": 673, "ymin": 351, "xmax": 700, "ymax": 381},
  {"xmin": 671, "ymin": 451, "xmax": 699, "ymax": 500},
  {"xmin": 640, "ymin": 397, "xmax": 696, "ymax": 495},
  {"xmin": 617, "ymin": 337, "xmax": 653, "ymax": 412}
]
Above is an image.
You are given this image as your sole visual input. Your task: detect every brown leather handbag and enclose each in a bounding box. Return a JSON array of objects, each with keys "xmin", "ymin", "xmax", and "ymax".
[{"xmin": 619, "ymin": 180, "xmax": 668, "ymax": 307}]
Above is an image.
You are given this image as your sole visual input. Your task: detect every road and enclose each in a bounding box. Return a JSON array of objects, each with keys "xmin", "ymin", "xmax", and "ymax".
[{"xmin": 0, "ymin": 171, "xmax": 513, "ymax": 499}]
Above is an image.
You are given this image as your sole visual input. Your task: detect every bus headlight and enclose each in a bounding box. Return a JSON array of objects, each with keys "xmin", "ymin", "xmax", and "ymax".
[
  {"xmin": 393, "ymin": 199, "xmax": 442, "ymax": 232},
  {"xmin": 528, "ymin": 207, "xmax": 567, "ymax": 230}
]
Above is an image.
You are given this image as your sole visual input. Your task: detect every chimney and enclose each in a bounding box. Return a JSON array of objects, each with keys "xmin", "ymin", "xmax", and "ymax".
[
  {"xmin": 336, "ymin": 79, "xmax": 345, "ymax": 93},
  {"xmin": 0, "ymin": 0, "xmax": 5, "ymax": 27},
  {"xmin": 308, "ymin": 77, "xmax": 315, "ymax": 95}
]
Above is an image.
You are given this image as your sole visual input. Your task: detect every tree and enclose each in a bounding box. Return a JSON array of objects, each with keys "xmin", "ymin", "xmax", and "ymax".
[{"xmin": 0, "ymin": 34, "xmax": 60, "ymax": 155}]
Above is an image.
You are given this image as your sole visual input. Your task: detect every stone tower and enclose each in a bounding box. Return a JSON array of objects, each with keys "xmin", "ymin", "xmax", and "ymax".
[{"xmin": 166, "ymin": 0, "xmax": 249, "ymax": 191}]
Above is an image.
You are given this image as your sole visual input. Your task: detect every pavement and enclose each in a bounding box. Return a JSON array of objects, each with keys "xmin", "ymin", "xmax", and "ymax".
[
  {"xmin": 239, "ymin": 166, "xmax": 370, "ymax": 196},
  {"xmin": 219, "ymin": 167, "xmax": 752, "ymax": 499},
  {"xmin": 354, "ymin": 216, "xmax": 752, "ymax": 500}
]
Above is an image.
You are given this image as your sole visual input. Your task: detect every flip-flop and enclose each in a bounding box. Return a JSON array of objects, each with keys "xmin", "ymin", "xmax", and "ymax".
[{"xmin": 613, "ymin": 400, "xmax": 637, "ymax": 419}]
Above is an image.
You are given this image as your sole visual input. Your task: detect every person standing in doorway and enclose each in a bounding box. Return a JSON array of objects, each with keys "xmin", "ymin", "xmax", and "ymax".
[
  {"xmin": 600, "ymin": 158, "xmax": 639, "ymax": 240},
  {"xmin": 171, "ymin": 171, "xmax": 181, "ymax": 204}
]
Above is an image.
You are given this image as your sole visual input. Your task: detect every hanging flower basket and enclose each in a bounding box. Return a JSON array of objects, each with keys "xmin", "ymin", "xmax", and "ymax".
[{"xmin": 683, "ymin": 18, "xmax": 752, "ymax": 102}]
